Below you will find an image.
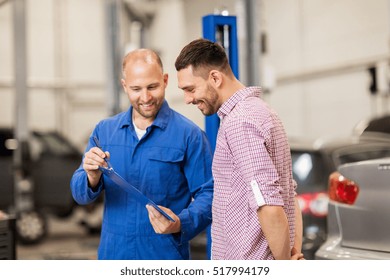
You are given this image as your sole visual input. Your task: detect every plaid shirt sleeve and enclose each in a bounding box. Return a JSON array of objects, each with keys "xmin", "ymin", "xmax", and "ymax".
[{"xmin": 223, "ymin": 114, "xmax": 285, "ymax": 211}]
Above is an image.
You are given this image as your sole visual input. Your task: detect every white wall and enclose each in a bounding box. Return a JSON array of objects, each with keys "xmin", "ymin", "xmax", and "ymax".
[
  {"xmin": 0, "ymin": 0, "xmax": 107, "ymax": 150},
  {"xmin": 1, "ymin": 0, "xmax": 390, "ymax": 149},
  {"xmin": 0, "ymin": 1, "xmax": 15, "ymax": 126},
  {"xmin": 263, "ymin": 0, "xmax": 390, "ymax": 139}
]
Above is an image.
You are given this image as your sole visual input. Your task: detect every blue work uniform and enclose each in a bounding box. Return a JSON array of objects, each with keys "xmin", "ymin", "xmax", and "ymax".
[{"xmin": 70, "ymin": 101, "xmax": 213, "ymax": 259}]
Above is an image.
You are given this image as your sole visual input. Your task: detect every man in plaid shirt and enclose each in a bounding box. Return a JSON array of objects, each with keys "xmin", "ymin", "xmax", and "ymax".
[{"xmin": 175, "ymin": 38, "xmax": 303, "ymax": 260}]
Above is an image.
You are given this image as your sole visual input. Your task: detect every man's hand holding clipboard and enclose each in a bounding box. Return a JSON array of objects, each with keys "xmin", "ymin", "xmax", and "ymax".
[{"xmin": 93, "ymin": 137, "xmax": 176, "ymax": 223}]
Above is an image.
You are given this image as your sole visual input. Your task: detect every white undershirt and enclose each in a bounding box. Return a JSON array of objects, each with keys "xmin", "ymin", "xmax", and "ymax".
[{"xmin": 132, "ymin": 120, "xmax": 147, "ymax": 140}]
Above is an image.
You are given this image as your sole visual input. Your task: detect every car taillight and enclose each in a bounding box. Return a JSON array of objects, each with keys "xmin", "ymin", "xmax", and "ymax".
[
  {"xmin": 297, "ymin": 192, "xmax": 328, "ymax": 217},
  {"xmin": 328, "ymin": 171, "xmax": 359, "ymax": 205}
]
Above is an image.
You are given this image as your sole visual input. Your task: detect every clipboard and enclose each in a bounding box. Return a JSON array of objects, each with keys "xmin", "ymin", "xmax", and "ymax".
[{"xmin": 93, "ymin": 136, "xmax": 175, "ymax": 222}]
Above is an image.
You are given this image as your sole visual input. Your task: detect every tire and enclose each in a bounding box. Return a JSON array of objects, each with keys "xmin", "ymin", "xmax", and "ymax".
[
  {"xmin": 16, "ymin": 211, "xmax": 47, "ymax": 245},
  {"xmin": 53, "ymin": 204, "xmax": 75, "ymax": 218}
]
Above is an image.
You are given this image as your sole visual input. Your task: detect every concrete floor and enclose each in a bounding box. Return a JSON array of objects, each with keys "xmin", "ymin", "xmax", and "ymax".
[
  {"xmin": 15, "ymin": 206, "xmax": 208, "ymax": 260},
  {"xmin": 16, "ymin": 208, "xmax": 100, "ymax": 260}
]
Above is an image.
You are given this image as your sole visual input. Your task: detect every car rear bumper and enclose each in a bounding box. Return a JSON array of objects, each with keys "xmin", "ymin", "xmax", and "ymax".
[{"xmin": 315, "ymin": 237, "xmax": 390, "ymax": 260}]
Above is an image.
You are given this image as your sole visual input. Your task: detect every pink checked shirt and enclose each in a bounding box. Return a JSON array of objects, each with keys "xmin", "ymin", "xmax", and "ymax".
[{"xmin": 211, "ymin": 87, "xmax": 297, "ymax": 260}]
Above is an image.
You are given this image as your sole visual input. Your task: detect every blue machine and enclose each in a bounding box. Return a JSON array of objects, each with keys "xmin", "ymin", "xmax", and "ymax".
[
  {"xmin": 202, "ymin": 14, "xmax": 239, "ymax": 152},
  {"xmin": 202, "ymin": 14, "xmax": 239, "ymax": 259}
]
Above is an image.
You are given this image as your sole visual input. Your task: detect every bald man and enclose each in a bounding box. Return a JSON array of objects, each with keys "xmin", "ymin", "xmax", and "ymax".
[{"xmin": 71, "ymin": 49, "xmax": 213, "ymax": 260}]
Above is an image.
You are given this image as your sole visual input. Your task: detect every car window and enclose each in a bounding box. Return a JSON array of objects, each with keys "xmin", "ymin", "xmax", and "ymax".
[
  {"xmin": 336, "ymin": 148, "xmax": 390, "ymax": 165},
  {"xmin": 1, "ymin": 130, "xmax": 79, "ymax": 159},
  {"xmin": 291, "ymin": 151, "xmax": 328, "ymax": 193},
  {"xmin": 33, "ymin": 132, "xmax": 78, "ymax": 156},
  {"xmin": 363, "ymin": 115, "xmax": 390, "ymax": 134}
]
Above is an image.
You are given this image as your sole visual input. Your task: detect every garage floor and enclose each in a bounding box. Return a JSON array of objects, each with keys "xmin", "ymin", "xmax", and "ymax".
[
  {"xmin": 16, "ymin": 208, "xmax": 100, "ymax": 260},
  {"xmin": 16, "ymin": 207, "xmax": 208, "ymax": 260}
]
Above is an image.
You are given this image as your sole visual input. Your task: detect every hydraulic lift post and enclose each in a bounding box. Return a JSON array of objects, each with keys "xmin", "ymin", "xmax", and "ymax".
[{"xmin": 202, "ymin": 13, "xmax": 239, "ymax": 259}]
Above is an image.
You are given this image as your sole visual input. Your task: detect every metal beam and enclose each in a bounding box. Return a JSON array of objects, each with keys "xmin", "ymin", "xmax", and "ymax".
[
  {"xmin": 13, "ymin": 0, "xmax": 28, "ymax": 148},
  {"xmin": 244, "ymin": 0, "xmax": 260, "ymax": 86},
  {"xmin": 0, "ymin": 0, "xmax": 9, "ymax": 7},
  {"xmin": 276, "ymin": 55, "xmax": 390, "ymax": 85},
  {"xmin": 104, "ymin": 0, "xmax": 122, "ymax": 116},
  {"xmin": 13, "ymin": 0, "xmax": 33, "ymax": 213}
]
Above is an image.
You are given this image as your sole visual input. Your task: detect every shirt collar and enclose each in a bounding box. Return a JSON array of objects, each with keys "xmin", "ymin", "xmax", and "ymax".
[
  {"xmin": 217, "ymin": 86, "xmax": 262, "ymax": 119},
  {"xmin": 119, "ymin": 100, "xmax": 170, "ymax": 130}
]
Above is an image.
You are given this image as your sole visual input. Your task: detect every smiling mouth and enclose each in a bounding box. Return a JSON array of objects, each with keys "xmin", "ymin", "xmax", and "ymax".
[
  {"xmin": 197, "ymin": 102, "xmax": 208, "ymax": 112},
  {"xmin": 141, "ymin": 103, "xmax": 154, "ymax": 109}
]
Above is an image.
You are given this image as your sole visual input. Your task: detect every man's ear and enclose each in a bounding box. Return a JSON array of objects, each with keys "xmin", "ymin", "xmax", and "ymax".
[
  {"xmin": 121, "ymin": 79, "xmax": 127, "ymax": 92},
  {"xmin": 163, "ymin": 73, "xmax": 169, "ymax": 88},
  {"xmin": 209, "ymin": 70, "xmax": 223, "ymax": 88}
]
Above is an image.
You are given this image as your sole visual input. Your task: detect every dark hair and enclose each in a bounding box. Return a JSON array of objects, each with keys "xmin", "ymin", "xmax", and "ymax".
[{"xmin": 175, "ymin": 38, "xmax": 232, "ymax": 78}]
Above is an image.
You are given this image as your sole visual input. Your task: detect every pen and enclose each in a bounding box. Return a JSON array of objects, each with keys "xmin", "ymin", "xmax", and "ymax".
[{"xmin": 93, "ymin": 136, "xmax": 112, "ymax": 170}]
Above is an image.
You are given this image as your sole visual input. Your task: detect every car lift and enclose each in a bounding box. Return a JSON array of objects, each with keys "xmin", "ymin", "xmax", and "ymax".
[{"xmin": 202, "ymin": 13, "xmax": 239, "ymax": 259}]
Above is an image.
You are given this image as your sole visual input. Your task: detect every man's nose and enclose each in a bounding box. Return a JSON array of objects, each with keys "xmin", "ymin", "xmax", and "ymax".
[
  {"xmin": 140, "ymin": 89, "xmax": 152, "ymax": 102},
  {"xmin": 184, "ymin": 93, "xmax": 195, "ymax": 104}
]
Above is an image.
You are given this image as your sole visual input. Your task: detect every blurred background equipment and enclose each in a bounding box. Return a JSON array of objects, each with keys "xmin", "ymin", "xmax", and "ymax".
[
  {"xmin": 0, "ymin": 128, "xmax": 83, "ymax": 244},
  {"xmin": 0, "ymin": 211, "xmax": 16, "ymax": 260}
]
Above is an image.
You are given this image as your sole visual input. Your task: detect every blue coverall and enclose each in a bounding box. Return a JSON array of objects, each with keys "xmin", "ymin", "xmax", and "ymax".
[{"xmin": 70, "ymin": 101, "xmax": 213, "ymax": 259}]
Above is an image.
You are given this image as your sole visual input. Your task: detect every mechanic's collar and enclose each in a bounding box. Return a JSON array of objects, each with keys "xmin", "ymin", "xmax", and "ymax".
[{"xmin": 119, "ymin": 100, "xmax": 170, "ymax": 130}]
